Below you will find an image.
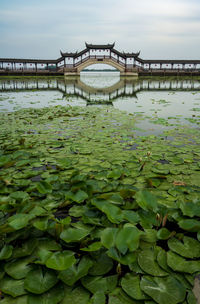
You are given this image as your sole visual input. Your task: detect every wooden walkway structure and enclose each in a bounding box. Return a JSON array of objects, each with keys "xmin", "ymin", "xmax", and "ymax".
[{"xmin": 1, "ymin": 43, "xmax": 200, "ymax": 76}]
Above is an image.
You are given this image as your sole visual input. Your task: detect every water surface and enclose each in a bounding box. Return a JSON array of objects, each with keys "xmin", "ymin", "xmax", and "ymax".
[{"xmin": 0, "ymin": 73, "xmax": 199, "ymax": 134}]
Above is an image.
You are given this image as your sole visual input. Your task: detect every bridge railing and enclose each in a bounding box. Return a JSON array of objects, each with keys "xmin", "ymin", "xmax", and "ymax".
[{"xmin": 73, "ymin": 55, "xmax": 126, "ymax": 68}]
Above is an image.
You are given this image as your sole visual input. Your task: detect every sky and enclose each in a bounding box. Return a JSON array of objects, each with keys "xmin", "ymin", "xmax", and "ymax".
[{"xmin": 0, "ymin": 0, "xmax": 200, "ymax": 60}]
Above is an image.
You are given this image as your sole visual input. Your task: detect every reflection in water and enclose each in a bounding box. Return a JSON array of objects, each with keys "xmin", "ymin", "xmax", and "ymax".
[
  {"xmin": 0, "ymin": 74, "xmax": 200, "ymax": 123},
  {"xmin": 80, "ymin": 71, "xmax": 120, "ymax": 88}
]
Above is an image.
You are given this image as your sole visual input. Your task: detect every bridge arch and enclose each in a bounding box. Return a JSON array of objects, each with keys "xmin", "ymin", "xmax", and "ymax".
[{"xmin": 76, "ymin": 58, "xmax": 125, "ymax": 73}]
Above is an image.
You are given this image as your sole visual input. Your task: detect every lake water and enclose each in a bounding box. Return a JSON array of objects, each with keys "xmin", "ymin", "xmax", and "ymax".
[{"xmin": 0, "ymin": 72, "xmax": 200, "ymax": 134}]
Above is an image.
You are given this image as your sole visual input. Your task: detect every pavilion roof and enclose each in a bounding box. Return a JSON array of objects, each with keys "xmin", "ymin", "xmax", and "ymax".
[
  {"xmin": 60, "ymin": 51, "xmax": 77, "ymax": 57},
  {"xmin": 85, "ymin": 42, "xmax": 115, "ymax": 49}
]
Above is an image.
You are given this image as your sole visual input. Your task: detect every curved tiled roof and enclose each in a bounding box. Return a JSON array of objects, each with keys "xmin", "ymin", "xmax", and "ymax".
[{"xmin": 85, "ymin": 42, "xmax": 115, "ymax": 49}]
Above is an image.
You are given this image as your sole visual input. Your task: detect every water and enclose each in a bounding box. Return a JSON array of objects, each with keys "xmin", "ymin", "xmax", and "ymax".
[{"xmin": 0, "ymin": 73, "xmax": 199, "ymax": 134}]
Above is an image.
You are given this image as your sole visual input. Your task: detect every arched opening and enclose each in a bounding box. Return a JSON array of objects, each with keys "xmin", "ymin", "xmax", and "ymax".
[{"xmin": 80, "ymin": 64, "xmax": 120, "ymax": 89}]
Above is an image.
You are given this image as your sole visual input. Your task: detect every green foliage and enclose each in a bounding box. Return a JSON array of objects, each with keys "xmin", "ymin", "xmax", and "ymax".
[{"xmin": 0, "ymin": 103, "xmax": 199, "ymax": 303}]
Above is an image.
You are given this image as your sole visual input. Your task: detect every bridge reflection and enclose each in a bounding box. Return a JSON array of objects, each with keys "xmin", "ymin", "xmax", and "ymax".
[{"xmin": 0, "ymin": 77, "xmax": 200, "ymax": 104}]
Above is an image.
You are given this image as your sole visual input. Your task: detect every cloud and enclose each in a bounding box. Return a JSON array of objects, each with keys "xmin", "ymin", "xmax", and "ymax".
[{"xmin": 0, "ymin": 0, "xmax": 200, "ymax": 59}]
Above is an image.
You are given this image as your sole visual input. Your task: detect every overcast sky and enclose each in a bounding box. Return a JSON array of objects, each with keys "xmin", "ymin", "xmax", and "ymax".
[{"xmin": 0, "ymin": 0, "xmax": 200, "ymax": 60}]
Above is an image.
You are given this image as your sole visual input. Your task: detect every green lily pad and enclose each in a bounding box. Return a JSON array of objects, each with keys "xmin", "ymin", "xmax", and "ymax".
[
  {"xmin": 0, "ymin": 244, "xmax": 13, "ymax": 260},
  {"xmin": 58, "ymin": 256, "xmax": 93, "ymax": 286},
  {"xmin": 4, "ymin": 257, "xmax": 34, "ymax": 279},
  {"xmin": 28, "ymin": 284, "xmax": 65, "ymax": 304},
  {"xmin": 60, "ymin": 286, "xmax": 90, "ymax": 304},
  {"xmin": 178, "ymin": 218, "xmax": 200, "ymax": 232},
  {"xmin": 0, "ymin": 276, "xmax": 27, "ymax": 297},
  {"xmin": 90, "ymin": 291, "xmax": 106, "ymax": 304},
  {"xmin": 24, "ymin": 266, "xmax": 58, "ymax": 294},
  {"xmin": 135, "ymin": 190, "xmax": 158, "ymax": 212},
  {"xmin": 8, "ymin": 214, "xmax": 35, "ymax": 230},
  {"xmin": 115, "ymin": 224, "xmax": 141, "ymax": 254},
  {"xmin": 60, "ymin": 226, "xmax": 91, "ymax": 242},
  {"xmin": 0, "ymin": 295, "xmax": 28, "ymax": 304},
  {"xmin": 81, "ymin": 274, "xmax": 118, "ymax": 294},
  {"xmin": 121, "ymin": 273, "xmax": 149, "ymax": 300},
  {"xmin": 168, "ymin": 236, "xmax": 200, "ymax": 258},
  {"xmin": 167, "ymin": 251, "xmax": 200, "ymax": 273},
  {"xmin": 140, "ymin": 275, "xmax": 186, "ymax": 304},
  {"xmin": 45, "ymin": 250, "xmax": 76, "ymax": 270},
  {"xmin": 138, "ymin": 248, "xmax": 168, "ymax": 276}
]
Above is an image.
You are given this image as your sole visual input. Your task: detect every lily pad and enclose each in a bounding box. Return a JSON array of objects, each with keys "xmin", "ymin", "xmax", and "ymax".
[
  {"xmin": 138, "ymin": 248, "xmax": 168, "ymax": 276},
  {"xmin": 168, "ymin": 236, "xmax": 200, "ymax": 258},
  {"xmin": 140, "ymin": 275, "xmax": 186, "ymax": 304}
]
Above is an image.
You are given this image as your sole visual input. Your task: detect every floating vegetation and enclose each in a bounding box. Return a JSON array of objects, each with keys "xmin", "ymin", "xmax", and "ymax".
[{"xmin": 0, "ymin": 104, "xmax": 199, "ymax": 303}]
